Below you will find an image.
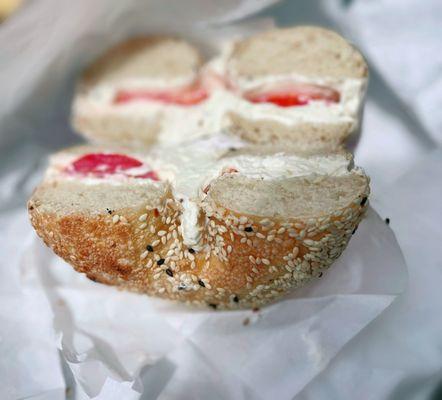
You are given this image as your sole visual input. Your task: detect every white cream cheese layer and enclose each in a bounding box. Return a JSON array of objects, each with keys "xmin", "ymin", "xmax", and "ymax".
[
  {"xmin": 206, "ymin": 44, "xmax": 367, "ymax": 129},
  {"xmin": 46, "ymin": 136, "xmax": 355, "ymax": 250}
]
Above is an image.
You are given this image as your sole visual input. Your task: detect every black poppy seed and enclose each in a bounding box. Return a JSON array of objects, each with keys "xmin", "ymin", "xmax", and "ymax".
[
  {"xmin": 385, "ymin": 218, "xmax": 390, "ymax": 225},
  {"xmin": 352, "ymin": 225, "xmax": 358, "ymax": 235},
  {"xmin": 233, "ymin": 295, "xmax": 239, "ymax": 303},
  {"xmin": 165, "ymin": 268, "xmax": 173, "ymax": 277},
  {"xmin": 252, "ymin": 307, "xmax": 260, "ymax": 313},
  {"xmin": 146, "ymin": 245, "xmax": 154, "ymax": 252},
  {"xmin": 106, "ymin": 208, "xmax": 113, "ymax": 214},
  {"xmin": 360, "ymin": 197, "xmax": 368, "ymax": 206},
  {"xmin": 188, "ymin": 248, "xmax": 195, "ymax": 254},
  {"xmin": 198, "ymin": 279, "xmax": 205, "ymax": 287},
  {"xmin": 319, "ymin": 272, "xmax": 323, "ymax": 278},
  {"xmin": 209, "ymin": 303, "xmax": 217, "ymax": 309},
  {"xmin": 244, "ymin": 226, "xmax": 253, "ymax": 232},
  {"xmin": 157, "ymin": 258, "xmax": 165, "ymax": 266},
  {"xmin": 178, "ymin": 284, "xmax": 186, "ymax": 290},
  {"xmin": 229, "ymin": 147, "xmax": 237, "ymax": 152}
]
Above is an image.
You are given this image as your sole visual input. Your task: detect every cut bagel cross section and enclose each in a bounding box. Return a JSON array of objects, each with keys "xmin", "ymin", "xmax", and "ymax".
[{"xmin": 28, "ymin": 145, "xmax": 370, "ymax": 309}]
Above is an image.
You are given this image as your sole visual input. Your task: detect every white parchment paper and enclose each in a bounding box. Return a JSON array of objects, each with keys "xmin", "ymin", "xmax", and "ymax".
[{"xmin": 18, "ymin": 208, "xmax": 406, "ymax": 399}]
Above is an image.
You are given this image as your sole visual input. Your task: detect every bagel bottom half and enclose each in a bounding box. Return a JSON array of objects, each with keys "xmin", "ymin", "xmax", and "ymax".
[{"xmin": 28, "ymin": 151, "xmax": 369, "ymax": 309}]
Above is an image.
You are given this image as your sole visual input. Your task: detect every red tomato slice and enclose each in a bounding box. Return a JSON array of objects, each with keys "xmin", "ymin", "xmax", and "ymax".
[
  {"xmin": 244, "ymin": 83, "xmax": 340, "ymax": 107},
  {"xmin": 70, "ymin": 153, "xmax": 159, "ymax": 180},
  {"xmin": 114, "ymin": 84, "xmax": 208, "ymax": 106},
  {"xmin": 134, "ymin": 170, "xmax": 160, "ymax": 181}
]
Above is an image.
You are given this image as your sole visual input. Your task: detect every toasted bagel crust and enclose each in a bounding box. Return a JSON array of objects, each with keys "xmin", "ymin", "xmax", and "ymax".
[{"xmin": 28, "ymin": 176, "xmax": 369, "ymax": 309}]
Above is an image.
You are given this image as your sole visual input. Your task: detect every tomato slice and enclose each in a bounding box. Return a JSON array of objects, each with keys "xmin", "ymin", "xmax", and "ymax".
[
  {"xmin": 244, "ymin": 83, "xmax": 340, "ymax": 107},
  {"xmin": 134, "ymin": 170, "xmax": 160, "ymax": 181},
  {"xmin": 69, "ymin": 153, "xmax": 159, "ymax": 180},
  {"xmin": 114, "ymin": 84, "xmax": 208, "ymax": 106}
]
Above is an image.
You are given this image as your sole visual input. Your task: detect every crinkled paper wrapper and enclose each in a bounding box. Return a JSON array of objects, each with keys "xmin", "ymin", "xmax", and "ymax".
[{"xmin": 20, "ymin": 208, "xmax": 406, "ymax": 399}]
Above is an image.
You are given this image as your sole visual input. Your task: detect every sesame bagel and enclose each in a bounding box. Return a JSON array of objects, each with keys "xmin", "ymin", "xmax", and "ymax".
[{"xmin": 28, "ymin": 142, "xmax": 370, "ymax": 309}]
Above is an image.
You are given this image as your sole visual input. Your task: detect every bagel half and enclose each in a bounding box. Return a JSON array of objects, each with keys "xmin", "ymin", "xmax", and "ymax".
[
  {"xmin": 28, "ymin": 142, "xmax": 370, "ymax": 309},
  {"xmin": 72, "ymin": 27, "xmax": 368, "ymax": 152},
  {"xmin": 218, "ymin": 26, "xmax": 368, "ymax": 149}
]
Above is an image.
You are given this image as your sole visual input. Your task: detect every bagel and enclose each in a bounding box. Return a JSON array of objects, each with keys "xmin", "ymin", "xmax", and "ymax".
[
  {"xmin": 72, "ymin": 27, "xmax": 368, "ymax": 152},
  {"xmin": 28, "ymin": 141, "xmax": 370, "ymax": 309}
]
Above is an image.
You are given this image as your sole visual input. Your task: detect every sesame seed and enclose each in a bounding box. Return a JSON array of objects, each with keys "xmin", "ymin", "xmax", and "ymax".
[
  {"xmin": 239, "ymin": 216, "xmax": 248, "ymax": 224},
  {"xmin": 267, "ymin": 235, "xmax": 275, "ymax": 242},
  {"xmin": 240, "ymin": 237, "xmax": 247, "ymax": 244},
  {"xmin": 158, "ymin": 230, "xmax": 167, "ymax": 236},
  {"xmin": 158, "ymin": 288, "xmax": 166, "ymax": 294},
  {"xmin": 191, "ymin": 261, "xmax": 196, "ymax": 269},
  {"xmin": 256, "ymin": 232, "xmax": 265, "ymax": 239},
  {"xmin": 150, "ymin": 226, "xmax": 156, "ymax": 234},
  {"xmin": 112, "ymin": 215, "xmax": 120, "ymax": 224},
  {"xmin": 277, "ymin": 227, "xmax": 285, "ymax": 234},
  {"xmin": 252, "ymin": 267, "xmax": 259, "ymax": 274},
  {"xmin": 140, "ymin": 251, "xmax": 148, "ymax": 260},
  {"xmin": 260, "ymin": 218, "xmax": 271, "ymax": 226},
  {"xmin": 152, "ymin": 239, "xmax": 160, "ymax": 247},
  {"xmin": 262, "ymin": 258, "xmax": 270, "ymax": 265},
  {"xmin": 139, "ymin": 214, "xmax": 147, "ymax": 222},
  {"xmin": 139, "ymin": 223, "xmax": 147, "ymax": 229},
  {"xmin": 247, "ymin": 239, "xmax": 253, "ymax": 247},
  {"xmin": 249, "ymin": 255, "xmax": 256, "ymax": 264},
  {"xmin": 153, "ymin": 273, "xmax": 161, "ymax": 280}
]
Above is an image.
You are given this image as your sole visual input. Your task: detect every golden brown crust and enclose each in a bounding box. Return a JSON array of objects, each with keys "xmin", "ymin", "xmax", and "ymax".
[{"xmin": 28, "ymin": 179, "xmax": 370, "ymax": 310}]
